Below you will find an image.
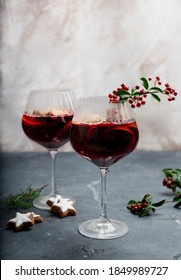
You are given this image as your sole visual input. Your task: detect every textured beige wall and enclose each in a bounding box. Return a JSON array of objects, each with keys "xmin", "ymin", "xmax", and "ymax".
[{"xmin": 0, "ymin": 0, "xmax": 181, "ymax": 152}]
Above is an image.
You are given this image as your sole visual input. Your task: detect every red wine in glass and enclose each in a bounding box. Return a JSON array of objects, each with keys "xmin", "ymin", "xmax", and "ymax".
[
  {"xmin": 71, "ymin": 121, "xmax": 138, "ymax": 167},
  {"xmin": 22, "ymin": 113, "xmax": 74, "ymax": 150}
]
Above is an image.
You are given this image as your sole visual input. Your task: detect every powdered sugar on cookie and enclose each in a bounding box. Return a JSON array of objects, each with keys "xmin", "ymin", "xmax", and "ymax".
[
  {"xmin": 47, "ymin": 196, "xmax": 76, "ymax": 218},
  {"xmin": 7, "ymin": 212, "xmax": 43, "ymax": 232},
  {"xmin": 31, "ymin": 212, "xmax": 44, "ymax": 223},
  {"xmin": 46, "ymin": 195, "xmax": 62, "ymax": 207},
  {"xmin": 7, "ymin": 212, "xmax": 34, "ymax": 232}
]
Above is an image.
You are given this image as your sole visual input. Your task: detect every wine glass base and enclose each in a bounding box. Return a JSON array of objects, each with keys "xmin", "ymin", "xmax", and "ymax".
[
  {"xmin": 79, "ymin": 218, "xmax": 128, "ymax": 240},
  {"xmin": 33, "ymin": 194, "xmax": 76, "ymax": 210},
  {"xmin": 33, "ymin": 195, "xmax": 51, "ymax": 210}
]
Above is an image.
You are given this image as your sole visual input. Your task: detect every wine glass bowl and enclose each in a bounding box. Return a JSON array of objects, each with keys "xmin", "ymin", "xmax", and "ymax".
[
  {"xmin": 70, "ymin": 96, "xmax": 139, "ymax": 239},
  {"xmin": 22, "ymin": 89, "xmax": 75, "ymax": 210},
  {"xmin": 22, "ymin": 109, "xmax": 73, "ymax": 150}
]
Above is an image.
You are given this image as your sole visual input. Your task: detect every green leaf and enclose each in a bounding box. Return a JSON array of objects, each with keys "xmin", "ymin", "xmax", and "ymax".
[
  {"xmin": 152, "ymin": 199, "xmax": 166, "ymax": 207},
  {"xmin": 151, "ymin": 93, "xmax": 161, "ymax": 102},
  {"xmin": 150, "ymin": 87, "xmax": 163, "ymax": 93},
  {"xmin": 172, "ymin": 185, "xmax": 177, "ymax": 192},
  {"xmin": 131, "ymin": 87, "xmax": 135, "ymax": 94},
  {"xmin": 140, "ymin": 77, "xmax": 149, "ymax": 90},
  {"xmin": 173, "ymin": 197, "xmax": 181, "ymax": 202},
  {"xmin": 139, "ymin": 208, "xmax": 150, "ymax": 217},
  {"xmin": 176, "ymin": 174, "xmax": 181, "ymax": 188},
  {"xmin": 174, "ymin": 201, "xmax": 181, "ymax": 208},
  {"xmin": 127, "ymin": 200, "xmax": 136, "ymax": 206},
  {"xmin": 163, "ymin": 168, "xmax": 174, "ymax": 177},
  {"xmin": 132, "ymin": 91, "xmax": 141, "ymax": 96},
  {"xmin": 163, "ymin": 168, "xmax": 181, "ymax": 177},
  {"xmin": 149, "ymin": 206, "xmax": 156, "ymax": 212},
  {"xmin": 116, "ymin": 90, "xmax": 130, "ymax": 99},
  {"xmin": 144, "ymin": 194, "xmax": 151, "ymax": 199},
  {"xmin": 143, "ymin": 194, "xmax": 152, "ymax": 203}
]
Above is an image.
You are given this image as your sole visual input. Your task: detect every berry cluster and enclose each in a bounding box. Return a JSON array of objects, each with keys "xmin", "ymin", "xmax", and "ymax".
[
  {"xmin": 162, "ymin": 177, "xmax": 176, "ymax": 190},
  {"xmin": 163, "ymin": 82, "xmax": 177, "ymax": 101},
  {"xmin": 129, "ymin": 201, "xmax": 148, "ymax": 214},
  {"xmin": 162, "ymin": 168, "xmax": 181, "ymax": 192},
  {"xmin": 108, "ymin": 83, "xmax": 126, "ymax": 103},
  {"xmin": 108, "ymin": 76, "xmax": 177, "ymax": 108},
  {"xmin": 127, "ymin": 194, "xmax": 166, "ymax": 217},
  {"xmin": 128, "ymin": 91, "xmax": 146, "ymax": 108}
]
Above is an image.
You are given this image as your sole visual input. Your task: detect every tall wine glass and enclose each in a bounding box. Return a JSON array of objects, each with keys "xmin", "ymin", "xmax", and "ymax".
[
  {"xmin": 22, "ymin": 89, "xmax": 76, "ymax": 210},
  {"xmin": 70, "ymin": 96, "xmax": 139, "ymax": 239}
]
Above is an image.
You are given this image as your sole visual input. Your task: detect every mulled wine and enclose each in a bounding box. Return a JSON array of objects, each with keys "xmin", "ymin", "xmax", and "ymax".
[
  {"xmin": 70, "ymin": 121, "xmax": 139, "ymax": 167},
  {"xmin": 22, "ymin": 113, "xmax": 73, "ymax": 149}
]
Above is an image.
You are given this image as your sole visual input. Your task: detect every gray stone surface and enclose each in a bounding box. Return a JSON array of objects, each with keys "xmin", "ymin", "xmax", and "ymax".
[{"xmin": 0, "ymin": 151, "xmax": 181, "ymax": 260}]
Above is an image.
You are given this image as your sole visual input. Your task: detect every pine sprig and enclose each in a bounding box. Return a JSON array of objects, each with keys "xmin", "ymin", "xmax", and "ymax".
[{"xmin": 3, "ymin": 185, "xmax": 48, "ymax": 209}]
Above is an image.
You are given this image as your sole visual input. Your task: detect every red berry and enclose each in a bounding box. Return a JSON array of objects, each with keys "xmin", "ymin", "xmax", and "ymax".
[
  {"xmin": 131, "ymin": 104, "xmax": 136, "ymax": 108},
  {"xmin": 111, "ymin": 100, "xmax": 119, "ymax": 103},
  {"xmin": 163, "ymin": 178, "xmax": 168, "ymax": 186},
  {"xmin": 140, "ymin": 89, "xmax": 145, "ymax": 94},
  {"xmin": 167, "ymin": 181, "xmax": 173, "ymax": 188},
  {"xmin": 158, "ymin": 81, "xmax": 162, "ymax": 85},
  {"xmin": 148, "ymin": 78, "xmax": 152, "ymax": 81},
  {"xmin": 142, "ymin": 202, "xmax": 148, "ymax": 208},
  {"xmin": 138, "ymin": 205, "xmax": 142, "ymax": 210},
  {"xmin": 141, "ymin": 100, "xmax": 146, "ymax": 105},
  {"xmin": 156, "ymin": 76, "xmax": 160, "ymax": 81},
  {"xmin": 135, "ymin": 85, "xmax": 140, "ymax": 89},
  {"xmin": 136, "ymin": 102, "xmax": 141, "ymax": 107},
  {"xmin": 129, "ymin": 99, "xmax": 133, "ymax": 104},
  {"xmin": 112, "ymin": 95, "xmax": 117, "ymax": 100}
]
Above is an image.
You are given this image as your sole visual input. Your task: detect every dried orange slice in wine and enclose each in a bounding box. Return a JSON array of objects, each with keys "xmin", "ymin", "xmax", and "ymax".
[
  {"xmin": 22, "ymin": 115, "xmax": 43, "ymax": 127},
  {"xmin": 99, "ymin": 124, "xmax": 135, "ymax": 151}
]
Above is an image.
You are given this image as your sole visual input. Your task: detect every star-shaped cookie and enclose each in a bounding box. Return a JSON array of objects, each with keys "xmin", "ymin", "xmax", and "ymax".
[
  {"xmin": 47, "ymin": 195, "xmax": 76, "ymax": 218},
  {"xmin": 7, "ymin": 212, "xmax": 34, "ymax": 232},
  {"xmin": 7, "ymin": 212, "xmax": 43, "ymax": 232}
]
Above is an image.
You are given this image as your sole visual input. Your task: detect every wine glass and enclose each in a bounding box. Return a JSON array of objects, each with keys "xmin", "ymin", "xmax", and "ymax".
[
  {"xmin": 70, "ymin": 96, "xmax": 139, "ymax": 239},
  {"xmin": 22, "ymin": 89, "xmax": 76, "ymax": 210}
]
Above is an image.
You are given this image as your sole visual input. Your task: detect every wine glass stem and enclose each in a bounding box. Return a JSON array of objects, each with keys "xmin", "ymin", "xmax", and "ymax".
[
  {"xmin": 49, "ymin": 149, "xmax": 58, "ymax": 196},
  {"xmin": 100, "ymin": 167, "xmax": 109, "ymax": 220}
]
